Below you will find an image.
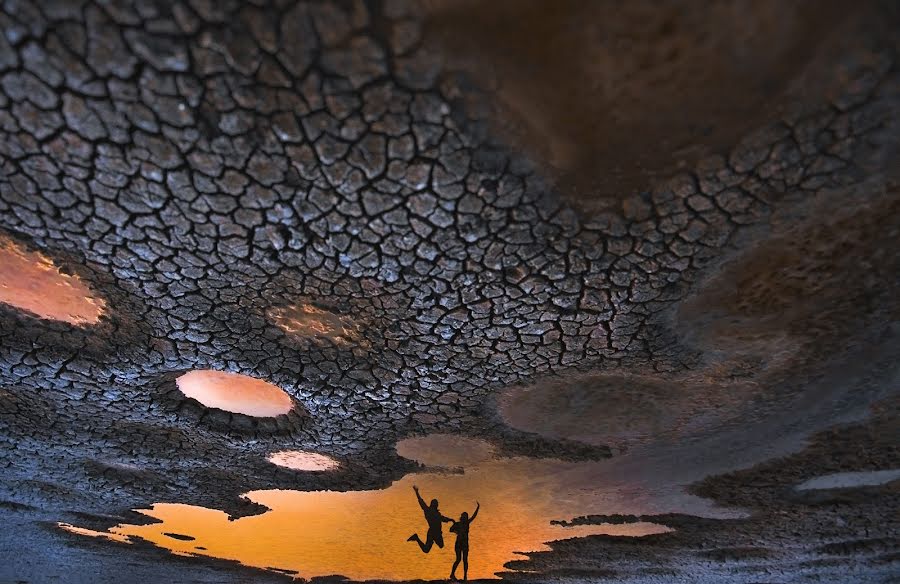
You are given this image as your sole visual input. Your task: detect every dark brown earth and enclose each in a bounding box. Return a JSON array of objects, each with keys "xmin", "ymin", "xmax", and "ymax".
[
  {"xmin": 0, "ymin": 0, "xmax": 898, "ymax": 582},
  {"xmin": 423, "ymin": 0, "xmax": 856, "ymax": 209}
]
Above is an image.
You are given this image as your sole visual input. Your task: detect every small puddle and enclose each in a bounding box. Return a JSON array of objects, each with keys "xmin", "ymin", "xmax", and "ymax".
[
  {"xmin": 175, "ymin": 370, "xmax": 294, "ymax": 418},
  {"xmin": 268, "ymin": 450, "xmax": 341, "ymax": 472},
  {"xmin": 65, "ymin": 436, "xmax": 672, "ymax": 580},
  {"xmin": 267, "ymin": 302, "xmax": 363, "ymax": 346},
  {"xmin": 0, "ymin": 236, "xmax": 105, "ymax": 325}
]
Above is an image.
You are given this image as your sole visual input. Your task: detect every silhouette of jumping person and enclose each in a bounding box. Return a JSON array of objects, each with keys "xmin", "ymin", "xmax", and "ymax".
[
  {"xmin": 449, "ymin": 502, "xmax": 479, "ymax": 581},
  {"xmin": 407, "ymin": 485, "xmax": 452, "ymax": 553}
]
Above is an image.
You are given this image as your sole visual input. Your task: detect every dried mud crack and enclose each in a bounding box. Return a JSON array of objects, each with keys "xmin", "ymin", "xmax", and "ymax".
[{"xmin": 0, "ymin": 1, "xmax": 898, "ymax": 583}]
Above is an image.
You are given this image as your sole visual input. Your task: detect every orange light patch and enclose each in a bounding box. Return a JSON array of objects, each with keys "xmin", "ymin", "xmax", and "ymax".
[
  {"xmin": 268, "ymin": 450, "xmax": 340, "ymax": 472},
  {"xmin": 176, "ymin": 370, "xmax": 293, "ymax": 418},
  {"xmin": 0, "ymin": 236, "xmax": 105, "ymax": 325},
  {"xmin": 267, "ymin": 303, "xmax": 363, "ymax": 345}
]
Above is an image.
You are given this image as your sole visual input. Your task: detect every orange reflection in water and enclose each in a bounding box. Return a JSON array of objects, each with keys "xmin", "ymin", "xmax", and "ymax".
[
  {"xmin": 0, "ymin": 236, "xmax": 105, "ymax": 324},
  {"xmin": 82, "ymin": 437, "xmax": 670, "ymax": 581},
  {"xmin": 176, "ymin": 370, "xmax": 294, "ymax": 418},
  {"xmin": 268, "ymin": 450, "xmax": 341, "ymax": 472},
  {"xmin": 267, "ymin": 303, "xmax": 364, "ymax": 346},
  {"xmin": 58, "ymin": 522, "xmax": 131, "ymax": 544}
]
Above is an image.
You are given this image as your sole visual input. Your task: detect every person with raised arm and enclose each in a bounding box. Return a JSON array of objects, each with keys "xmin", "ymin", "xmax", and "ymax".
[
  {"xmin": 406, "ymin": 485, "xmax": 453, "ymax": 553},
  {"xmin": 449, "ymin": 501, "xmax": 480, "ymax": 581}
]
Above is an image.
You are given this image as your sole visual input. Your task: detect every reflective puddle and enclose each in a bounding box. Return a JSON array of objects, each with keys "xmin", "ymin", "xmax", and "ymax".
[
  {"xmin": 0, "ymin": 235, "xmax": 105, "ymax": 325},
  {"xmin": 267, "ymin": 302, "xmax": 364, "ymax": 346},
  {"xmin": 175, "ymin": 370, "xmax": 294, "ymax": 418},
  {"xmin": 63, "ymin": 436, "xmax": 672, "ymax": 580},
  {"xmin": 267, "ymin": 450, "xmax": 341, "ymax": 472}
]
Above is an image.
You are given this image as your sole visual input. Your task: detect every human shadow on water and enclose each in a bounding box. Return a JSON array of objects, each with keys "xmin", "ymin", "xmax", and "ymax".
[
  {"xmin": 406, "ymin": 485, "xmax": 453, "ymax": 553},
  {"xmin": 449, "ymin": 502, "xmax": 479, "ymax": 581}
]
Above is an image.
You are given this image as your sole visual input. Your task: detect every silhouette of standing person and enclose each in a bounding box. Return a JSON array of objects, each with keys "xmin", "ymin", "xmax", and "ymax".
[
  {"xmin": 407, "ymin": 485, "xmax": 452, "ymax": 553},
  {"xmin": 449, "ymin": 502, "xmax": 479, "ymax": 581}
]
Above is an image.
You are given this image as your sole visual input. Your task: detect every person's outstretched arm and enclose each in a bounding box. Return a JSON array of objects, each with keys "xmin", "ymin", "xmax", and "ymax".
[
  {"xmin": 470, "ymin": 502, "xmax": 480, "ymax": 522},
  {"xmin": 413, "ymin": 485, "xmax": 427, "ymax": 510},
  {"xmin": 441, "ymin": 513, "xmax": 454, "ymax": 523}
]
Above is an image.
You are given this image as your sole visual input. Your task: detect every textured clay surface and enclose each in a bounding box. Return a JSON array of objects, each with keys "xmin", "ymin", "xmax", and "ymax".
[{"xmin": 0, "ymin": 0, "xmax": 897, "ymax": 582}]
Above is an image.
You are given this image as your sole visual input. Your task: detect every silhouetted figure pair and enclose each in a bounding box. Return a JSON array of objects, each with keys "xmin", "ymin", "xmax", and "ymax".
[{"xmin": 407, "ymin": 485, "xmax": 480, "ymax": 581}]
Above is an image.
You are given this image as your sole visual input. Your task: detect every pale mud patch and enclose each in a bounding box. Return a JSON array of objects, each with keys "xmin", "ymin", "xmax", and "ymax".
[
  {"xmin": 395, "ymin": 434, "xmax": 496, "ymax": 467},
  {"xmin": 498, "ymin": 374, "xmax": 761, "ymax": 453},
  {"xmin": 796, "ymin": 469, "xmax": 900, "ymax": 491}
]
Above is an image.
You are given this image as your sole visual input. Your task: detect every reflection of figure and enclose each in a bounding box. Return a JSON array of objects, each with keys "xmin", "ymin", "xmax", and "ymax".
[
  {"xmin": 449, "ymin": 502, "xmax": 479, "ymax": 581},
  {"xmin": 407, "ymin": 485, "xmax": 452, "ymax": 553}
]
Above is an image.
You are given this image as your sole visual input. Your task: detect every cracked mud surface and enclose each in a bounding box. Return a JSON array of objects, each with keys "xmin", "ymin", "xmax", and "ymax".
[{"xmin": 0, "ymin": 0, "xmax": 898, "ymax": 582}]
